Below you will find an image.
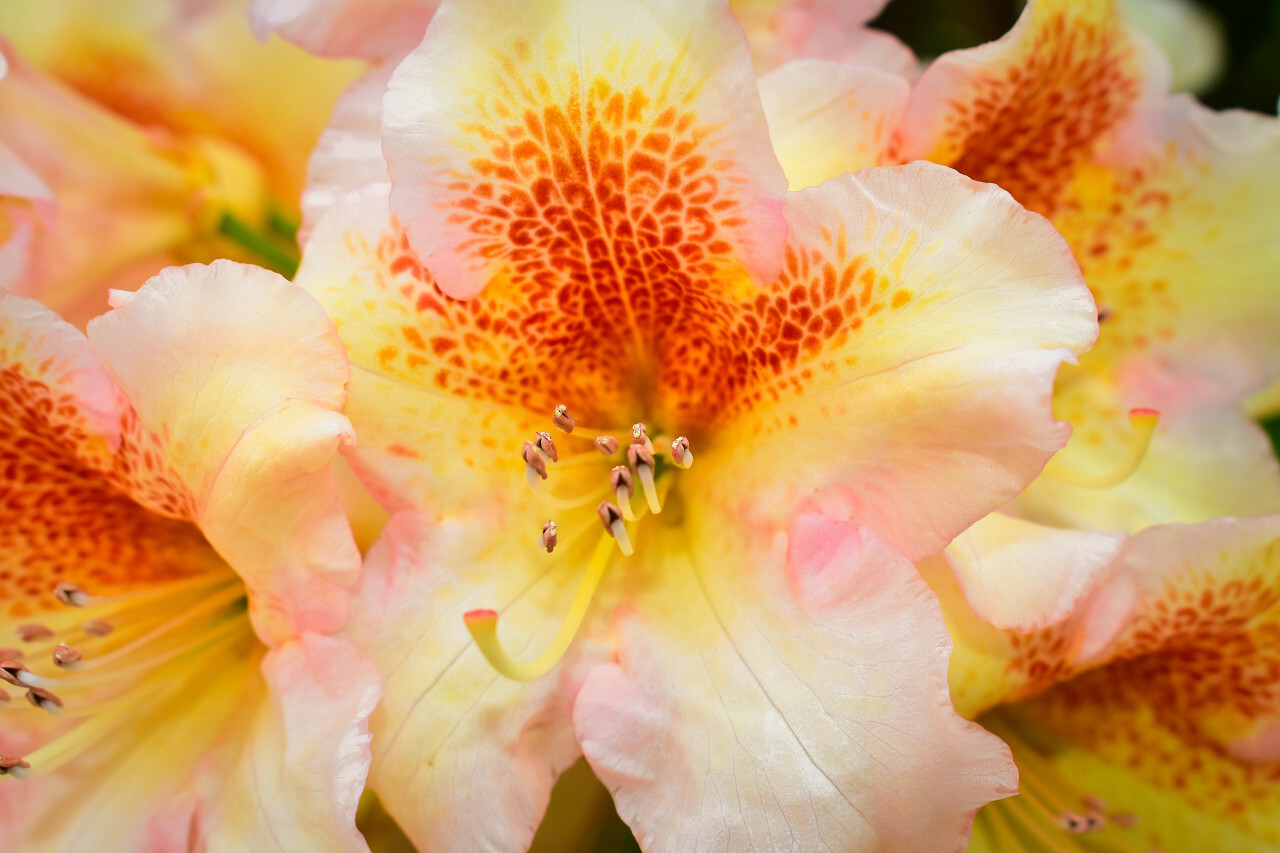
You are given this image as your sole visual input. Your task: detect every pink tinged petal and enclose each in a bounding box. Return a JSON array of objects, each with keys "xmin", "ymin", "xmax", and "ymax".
[
  {"xmin": 734, "ymin": 0, "xmax": 916, "ymax": 76},
  {"xmin": 697, "ymin": 163, "xmax": 1097, "ymax": 561},
  {"xmin": 299, "ymin": 62, "xmax": 394, "ymax": 244},
  {"xmin": 382, "ymin": 0, "xmax": 789, "ymax": 299},
  {"xmin": 349, "ymin": 512, "xmax": 600, "ymax": 852},
  {"xmin": 204, "ymin": 633, "xmax": 382, "ymax": 853},
  {"xmin": 86, "ymin": 260, "xmax": 360, "ymax": 642},
  {"xmin": 758, "ymin": 60, "xmax": 910, "ymax": 190},
  {"xmin": 945, "ymin": 513, "xmax": 1127, "ymax": 632},
  {"xmin": 249, "ymin": 0, "xmax": 437, "ymax": 60},
  {"xmin": 575, "ymin": 513, "xmax": 1016, "ymax": 852}
]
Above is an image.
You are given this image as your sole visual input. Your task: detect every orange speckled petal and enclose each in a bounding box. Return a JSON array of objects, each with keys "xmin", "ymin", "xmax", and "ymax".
[
  {"xmin": 0, "ymin": 289, "xmax": 224, "ymax": 619},
  {"xmin": 692, "ymin": 162, "xmax": 1097, "ymax": 561},
  {"xmin": 1060, "ymin": 98, "xmax": 1280, "ymax": 384},
  {"xmin": 382, "ymin": 0, "xmax": 788, "ymax": 300},
  {"xmin": 990, "ymin": 518, "xmax": 1280, "ymax": 851},
  {"xmin": 895, "ymin": 0, "xmax": 1165, "ymax": 217},
  {"xmin": 758, "ymin": 60, "xmax": 909, "ymax": 191},
  {"xmin": 87, "ymin": 261, "xmax": 360, "ymax": 641}
]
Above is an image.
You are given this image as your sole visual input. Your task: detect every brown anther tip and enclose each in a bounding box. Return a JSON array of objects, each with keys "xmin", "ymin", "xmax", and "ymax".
[
  {"xmin": 1081, "ymin": 796, "xmax": 1107, "ymax": 812},
  {"xmin": 630, "ymin": 422, "xmax": 648, "ymax": 443},
  {"xmin": 53, "ymin": 582, "xmax": 90, "ymax": 607},
  {"xmin": 541, "ymin": 520, "xmax": 558, "ymax": 553},
  {"xmin": 552, "ymin": 404, "xmax": 575, "ymax": 433},
  {"xmin": 0, "ymin": 648, "xmax": 22, "ymax": 661},
  {"xmin": 0, "ymin": 756, "xmax": 29, "ymax": 774},
  {"xmin": 521, "ymin": 441, "xmax": 548, "ymax": 480},
  {"xmin": 670, "ymin": 436, "xmax": 690, "ymax": 465},
  {"xmin": 1110, "ymin": 812, "xmax": 1139, "ymax": 828},
  {"xmin": 0, "ymin": 688, "xmax": 9, "ymax": 702},
  {"xmin": 15, "ymin": 624, "xmax": 53, "ymax": 643},
  {"xmin": 82, "ymin": 619, "xmax": 114, "ymax": 637},
  {"xmin": 53, "ymin": 644, "xmax": 82, "ymax": 667},
  {"xmin": 1097, "ymin": 305, "xmax": 1113, "ymax": 323},
  {"xmin": 26, "ymin": 687, "xmax": 62, "ymax": 712},
  {"xmin": 595, "ymin": 435, "xmax": 619, "ymax": 456},
  {"xmin": 609, "ymin": 465, "xmax": 635, "ymax": 498},
  {"xmin": 1084, "ymin": 812, "xmax": 1106, "ymax": 832},
  {"xmin": 597, "ymin": 501, "xmax": 623, "ymax": 533},
  {"xmin": 534, "ymin": 431, "xmax": 559, "ymax": 463},
  {"xmin": 626, "ymin": 443, "xmax": 654, "ymax": 471},
  {"xmin": 0, "ymin": 660, "xmax": 27, "ymax": 686}
]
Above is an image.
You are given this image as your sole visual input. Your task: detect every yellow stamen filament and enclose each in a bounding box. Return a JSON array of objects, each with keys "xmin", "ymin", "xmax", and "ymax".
[
  {"xmin": 1045, "ymin": 408, "xmax": 1159, "ymax": 488},
  {"xmin": 637, "ymin": 464, "xmax": 661, "ymax": 515},
  {"xmin": 609, "ymin": 517, "xmax": 635, "ymax": 556},
  {"xmin": 464, "ymin": 535, "xmax": 615, "ymax": 682},
  {"xmin": 525, "ymin": 465, "xmax": 599, "ymax": 509}
]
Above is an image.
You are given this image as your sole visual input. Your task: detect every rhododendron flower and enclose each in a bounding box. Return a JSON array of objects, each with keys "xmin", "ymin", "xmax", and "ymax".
[
  {"xmin": 0, "ymin": 262, "xmax": 379, "ymax": 851},
  {"xmin": 920, "ymin": 516, "xmax": 1280, "ymax": 851},
  {"xmin": 289, "ymin": 0, "xmax": 1106, "ymax": 848},
  {"xmin": 0, "ymin": 0, "xmax": 359, "ymax": 326},
  {"xmin": 760, "ymin": 0, "xmax": 1280, "ymax": 538}
]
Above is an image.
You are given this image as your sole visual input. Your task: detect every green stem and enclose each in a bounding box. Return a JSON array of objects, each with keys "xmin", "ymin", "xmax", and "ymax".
[{"xmin": 218, "ymin": 212, "xmax": 300, "ymax": 278}]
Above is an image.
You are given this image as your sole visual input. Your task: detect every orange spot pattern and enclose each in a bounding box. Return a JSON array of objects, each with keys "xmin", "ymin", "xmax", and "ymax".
[
  {"xmin": 0, "ymin": 366, "xmax": 220, "ymax": 620},
  {"xmin": 1005, "ymin": 546, "xmax": 1280, "ymax": 840},
  {"xmin": 926, "ymin": 11, "xmax": 1143, "ymax": 217},
  {"xmin": 363, "ymin": 214, "xmax": 907, "ymax": 438}
]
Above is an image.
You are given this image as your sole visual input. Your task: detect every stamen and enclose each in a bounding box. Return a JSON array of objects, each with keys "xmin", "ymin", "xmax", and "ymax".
[
  {"xmin": 15, "ymin": 625, "xmax": 53, "ymax": 643},
  {"xmin": 627, "ymin": 445, "xmax": 661, "ymax": 515},
  {"xmin": 53, "ymin": 644, "xmax": 82, "ymax": 668},
  {"xmin": 0, "ymin": 688, "xmax": 9, "ymax": 702},
  {"xmin": 26, "ymin": 687, "xmax": 63, "ymax": 714},
  {"xmin": 595, "ymin": 435, "xmax": 619, "ymax": 456},
  {"xmin": 0, "ymin": 757, "xmax": 30, "ymax": 776},
  {"xmin": 534, "ymin": 431, "xmax": 559, "ymax": 463},
  {"xmin": 522, "ymin": 442, "xmax": 548, "ymax": 480},
  {"xmin": 1097, "ymin": 306, "xmax": 1112, "ymax": 323},
  {"xmin": 598, "ymin": 501, "xmax": 634, "ymax": 556},
  {"xmin": 610, "ymin": 466, "xmax": 637, "ymax": 521},
  {"xmin": 1056, "ymin": 812, "xmax": 1091, "ymax": 834},
  {"xmin": 670, "ymin": 436, "xmax": 693, "ymax": 469},
  {"xmin": 0, "ymin": 660, "xmax": 27, "ymax": 686},
  {"xmin": 1111, "ymin": 813, "xmax": 1139, "ymax": 828},
  {"xmin": 541, "ymin": 520, "xmax": 559, "ymax": 553},
  {"xmin": 631, "ymin": 422, "xmax": 653, "ymax": 452},
  {"xmin": 1045, "ymin": 408, "xmax": 1159, "ymax": 488},
  {"xmin": 552, "ymin": 404, "xmax": 575, "ymax": 433},
  {"xmin": 53, "ymin": 583, "xmax": 91, "ymax": 607},
  {"xmin": 464, "ymin": 534, "xmax": 616, "ymax": 681},
  {"xmin": 0, "ymin": 648, "xmax": 22, "ymax": 660}
]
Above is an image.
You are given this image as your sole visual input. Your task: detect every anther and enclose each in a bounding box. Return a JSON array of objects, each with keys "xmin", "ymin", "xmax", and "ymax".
[
  {"xmin": 15, "ymin": 624, "xmax": 53, "ymax": 643},
  {"xmin": 1084, "ymin": 812, "xmax": 1106, "ymax": 832},
  {"xmin": 597, "ymin": 501, "xmax": 635, "ymax": 556},
  {"xmin": 627, "ymin": 444, "xmax": 662, "ymax": 515},
  {"xmin": 522, "ymin": 441, "xmax": 548, "ymax": 480},
  {"xmin": 25, "ymin": 687, "xmax": 62, "ymax": 713},
  {"xmin": 82, "ymin": 620, "xmax": 113, "ymax": 637},
  {"xmin": 1046, "ymin": 408, "xmax": 1160, "ymax": 488},
  {"xmin": 609, "ymin": 466, "xmax": 637, "ymax": 520},
  {"xmin": 1097, "ymin": 306, "xmax": 1112, "ymax": 323},
  {"xmin": 1082, "ymin": 796, "xmax": 1107, "ymax": 812},
  {"xmin": 1110, "ymin": 813, "xmax": 1139, "ymax": 828},
  {"xmin": 0, "ymin": 688, "xmax": 8, "ymax": 702},
  {"xmin": 541, "ymin": 520, "xmax": 558, "ymax": 553},
  {"xmin": 53, "ymin": 644, "xmax": 82, "ymax": 668},
  {"xmin": 0, "ymin": 660, "xmax": 28, "ymax": 686},
  {"xmin": 535, "ymin": 431, "xmax": 559, "ymax": 463},
  {"xmin": 631, "ymin": 422, "xmax": 653, "ymax": 452},
  {"xmin": 0, "ymin": 757, "xmax": 30, "ymax": 776},
  {"xmin": 53, "ymin": 582, "xmax": 90, "ymax": 607},
  {"xmin": 595, "ymin": 435, "xmax": 619, "ymax": 456},
  {"xmin": 670, "ymin": 436, "xmax": 693, "ymax": 469},
  {"xmin": 0, "ymin": 648, "xmax": 22, "ymax": 661},
  {"xmin": 552, "ymin": 404, "xmax": 575, "ymax": 433},
  {"xmin": 1057, "ymin": 812, "xmax": 1091, "ymax": 834}
]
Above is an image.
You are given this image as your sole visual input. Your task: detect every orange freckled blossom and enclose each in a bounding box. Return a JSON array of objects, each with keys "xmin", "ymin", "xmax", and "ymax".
[
  {"xmin": 288, "ymin": 0, "xmax": 1106, "ymax": 849},
  {"xmin": 0, "ymin": 262, "xmax": 379, "ymax": 851},
  {"xmin": 0, "ymin": 0, "xmax": 360, "ymax": 327}
]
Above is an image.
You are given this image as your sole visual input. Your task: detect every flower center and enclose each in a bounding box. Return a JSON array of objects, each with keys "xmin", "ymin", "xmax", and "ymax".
[
  {"xmin": 0, "ymin": 571, "xmax": 253, "ymax": 779},
  {"xmin": 464, "ymin": 403, "xmax": 695, "ymax": 682}
]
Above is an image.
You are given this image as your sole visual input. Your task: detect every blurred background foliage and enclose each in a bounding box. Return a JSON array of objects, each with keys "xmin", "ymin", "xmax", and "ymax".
[{"xmin": 361, "ymin": 1, "xmax": 1280, "ymax": 849}]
